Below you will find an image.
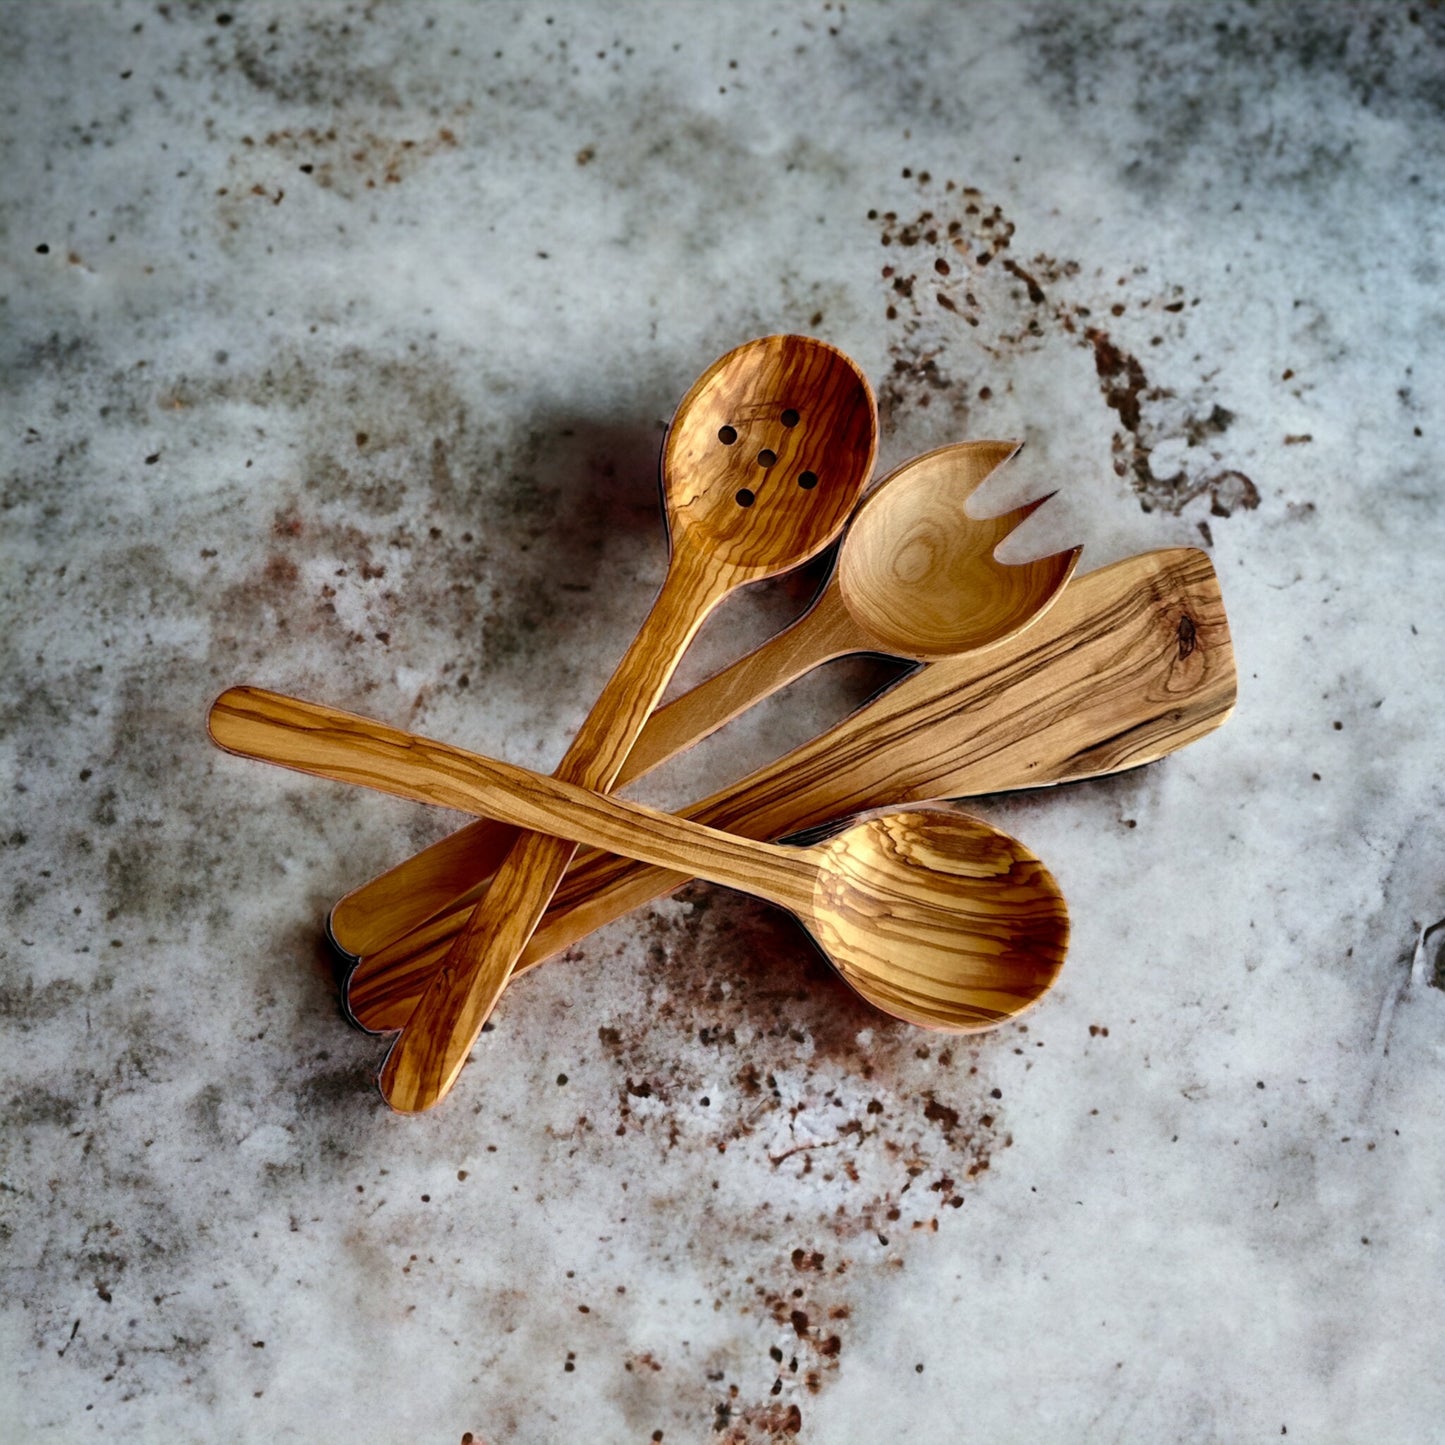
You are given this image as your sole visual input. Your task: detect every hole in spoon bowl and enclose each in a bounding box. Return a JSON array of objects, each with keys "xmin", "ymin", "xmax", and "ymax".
[
  {"xmin": 781, "ymin": 408, "xmax": 800, "ymax": 427},
  {"xmin": 757, "ymin": 449, "xmax": 777, "ymax": 468},
  {"xmin": 798, "ymin": 471, "xmax": 818, "ymax": 489},
  {"xmin": 659, "ymin": 333, "xmax": 877, "ymax": 569},
  {"xmin": 718, "ymin": 425, "xmax": 738, "ymax": 445},
  {"xmin": 735, "ymin": 488, "xmax": 755, "ymax": 507}
]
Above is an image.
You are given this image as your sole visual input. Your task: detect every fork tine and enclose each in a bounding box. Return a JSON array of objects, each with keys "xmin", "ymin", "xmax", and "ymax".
[{"xmin": 998, "ymin": 488, "xmax": 1058, "ymax": 530}]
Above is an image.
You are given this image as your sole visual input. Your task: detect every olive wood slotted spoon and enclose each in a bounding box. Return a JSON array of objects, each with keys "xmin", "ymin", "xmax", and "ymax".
[
  {"xmin": 209, "ymin": 688, "xmax": 1070, "ymax": 1034},
  {"xmin": 328, "ymin": 439, "xmax": 1079, "ymax": 962},
  {"xmin": 381, "ymin": 335, "xmax": 877, "ymax": 1111}
]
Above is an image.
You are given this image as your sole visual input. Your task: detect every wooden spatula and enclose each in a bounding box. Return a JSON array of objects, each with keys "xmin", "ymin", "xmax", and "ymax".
[{"xmin": 325, "ymin": 546, "xmax": 1234, "ymax": 1032}]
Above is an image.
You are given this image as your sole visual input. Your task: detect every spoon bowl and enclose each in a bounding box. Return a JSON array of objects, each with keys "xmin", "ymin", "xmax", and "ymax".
[
  {"xmin": 661, "ymin": 333, "xmax": 876, "ymax": 571},
  {"xmin": 837, "ymin": 441, "xmax": 1080, "ymax": 659},
  {"xmin": 809, "ymin": 809, "xmax": 1068, "ymax": 1030}
]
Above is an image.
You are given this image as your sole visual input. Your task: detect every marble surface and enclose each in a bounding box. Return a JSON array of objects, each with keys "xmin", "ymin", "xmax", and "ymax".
[{"xmin": 3, "ymin": 3, "xmax": 1443, "ymax": 1440}]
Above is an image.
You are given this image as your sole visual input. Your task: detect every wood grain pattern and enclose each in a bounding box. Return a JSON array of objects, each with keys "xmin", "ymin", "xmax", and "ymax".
[
  {"xmin": 810, "ymin": 809, "xmax": 1067, "ymax": 1029},
  {"xmin": 379, "ymin": 335, "xmax": 877, "ymax": 1111},
  {"xmin": 208, "ymin": 690, "xmax": 1068, "ymax": 1033},
  {"xmin": 328, "ymin": 439, "xmax": 1076, "ymax": 959},
  {"xmin": 341, "ymin": 545, "xmax": 1234, "ymax": 1032}
]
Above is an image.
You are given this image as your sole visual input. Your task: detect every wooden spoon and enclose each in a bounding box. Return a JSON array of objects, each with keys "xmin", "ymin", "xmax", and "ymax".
[
  {"xmin": 328, "ymin": 439, "xmax": 1078, "ymax": 961},
  {"xmin": 381, "ymin": 335, "xmax": 877, "ymax": 1112},
  {"xmin": 624, "ymin": 438, "xmax": 1080, "ymax": 775},
  {"xmin": 209, "ymin": 688, "xmax": 1070, "ymax": 1034}
]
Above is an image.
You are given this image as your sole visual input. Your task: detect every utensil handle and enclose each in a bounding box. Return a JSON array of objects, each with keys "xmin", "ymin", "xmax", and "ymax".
[
  {"xmin": 623, "ymin": 579, "xmax": 859, "ymax": 776},
  {"xmin": 209, "ymin": 686, "xmax": 814, "ymax": 906},
  {"xmin": 378, "ymin": 548, "xmax": 745, "ymax": 1111},
  {"xmin": 327, "ymin": 580, "xmax": 859, "ymax": 959}
]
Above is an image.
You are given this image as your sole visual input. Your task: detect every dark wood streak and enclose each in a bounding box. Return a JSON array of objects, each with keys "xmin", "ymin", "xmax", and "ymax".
[{"xmin": 1177, "ymin": 612, "xmax": 1198, "ymax": 659}]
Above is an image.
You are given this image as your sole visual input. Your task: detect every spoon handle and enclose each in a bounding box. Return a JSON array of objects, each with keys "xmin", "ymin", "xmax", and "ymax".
[
  {"xmin": 378, "ymin": 551, "xmax": 731, "ymax": 1112},
  {"xmin": 209, "ymin": 686, "xmax": 817, "ymax": 914},
  {"xmin": 622, "ymin": 579, "xmax": 861, "ymax": 776},
  {"xmin": 327, "ymin": 579, "xmax": 861, "ymax": 959}
]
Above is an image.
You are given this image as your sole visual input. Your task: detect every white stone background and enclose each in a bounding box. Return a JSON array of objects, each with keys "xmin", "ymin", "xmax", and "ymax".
[{"xmin": 2, "ymin": 3, "xmax": 1442, "ymax": 1442}]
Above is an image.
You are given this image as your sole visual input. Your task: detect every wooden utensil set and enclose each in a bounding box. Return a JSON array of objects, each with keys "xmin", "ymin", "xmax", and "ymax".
[{"xmin": 209, "ymin": 335, "xmax": 1236, "ymax": 1114}]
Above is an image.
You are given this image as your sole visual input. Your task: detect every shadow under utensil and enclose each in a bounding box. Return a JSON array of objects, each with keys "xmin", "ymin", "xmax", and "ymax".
[
  {"xmin": 302, "ymin": 406, "xmax": 668, "ymax": 971},
  {"xmin": 632, "ymin": 880, "xmax": 909, "ymax": 1061},
  {"xmin": 422, "ymin": 407, "xmax": 671, "ymax": 719}
]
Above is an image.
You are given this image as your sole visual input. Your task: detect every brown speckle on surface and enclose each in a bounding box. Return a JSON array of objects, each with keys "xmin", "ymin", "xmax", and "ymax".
[
  {"xmin": 217, "ymin": 117, "xmax": 467, "ymax": 224},
  {"xmin": 874, "ymin": 179, "xmax": 1256, "ymax": 518},
  {"xmin": 556, "ymin": 883, "xmax": 1014, "ymax": 1425}
]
